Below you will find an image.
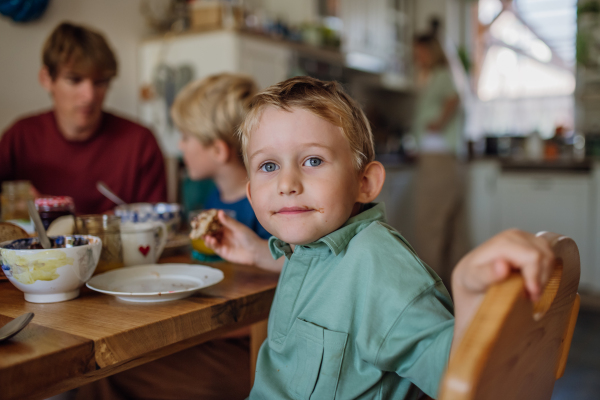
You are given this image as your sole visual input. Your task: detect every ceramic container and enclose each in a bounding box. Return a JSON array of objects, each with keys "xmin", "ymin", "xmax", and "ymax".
[
  {"xmin": 120, "ymin": 222, "xmax": 167, "ymax": 267},
  {"xmin": 0, "ymin": 235, "xmax": 102, "ymax": 303},
  {"xmin": 115, "ymin": 203, "xmax": 181, "ymax": 239}
]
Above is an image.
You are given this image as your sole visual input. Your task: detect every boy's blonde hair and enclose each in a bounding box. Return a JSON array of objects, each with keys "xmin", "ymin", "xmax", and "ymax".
[
  {"xmin": 171, "ymin": 73, "xmax": 258, "ymax": 155},
  {"xmin": 238, "ymin": 76, "xmax": 375, "ymax": 171}
]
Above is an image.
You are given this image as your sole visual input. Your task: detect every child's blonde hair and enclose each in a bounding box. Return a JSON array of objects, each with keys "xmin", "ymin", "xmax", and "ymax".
[
  {"xmin": 238, "ymin": 76, "xmax": 375, "ymax": 171},
  {"xmin": 171, "ymin": 73, "xmax": 258, "ymax": 155}
]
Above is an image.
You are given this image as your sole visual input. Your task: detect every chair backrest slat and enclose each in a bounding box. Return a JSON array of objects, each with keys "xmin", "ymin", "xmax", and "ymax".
[{"xmin": 439, "ymin": 232, "xmax": 581, "ymax": 400}]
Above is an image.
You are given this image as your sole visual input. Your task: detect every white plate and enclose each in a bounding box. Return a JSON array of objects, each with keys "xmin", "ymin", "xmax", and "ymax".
[{"xmin": 86, "ymin": 263, "xmax": 224, "ymax": 302}]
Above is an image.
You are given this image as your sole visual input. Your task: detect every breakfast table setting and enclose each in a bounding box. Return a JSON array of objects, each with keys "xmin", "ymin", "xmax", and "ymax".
[{"xmin": 0, "ymin": 196, "xmax": 279, "ymax": 400}]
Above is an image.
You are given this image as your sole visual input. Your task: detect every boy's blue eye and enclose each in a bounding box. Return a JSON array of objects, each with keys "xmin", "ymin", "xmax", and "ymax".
[
  {"xmin": 303, "ymin": 158, "xmax": 322, "ymax": 167},
  {"xmin": 260, "ymin": 162, "xmax": 279, "ymax": 172}
]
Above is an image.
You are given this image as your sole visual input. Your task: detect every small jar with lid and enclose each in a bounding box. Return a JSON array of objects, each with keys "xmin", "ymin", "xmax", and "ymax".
[{"xmin": 35, "ymin": 196, "xmax": 75, "ymax": 230}]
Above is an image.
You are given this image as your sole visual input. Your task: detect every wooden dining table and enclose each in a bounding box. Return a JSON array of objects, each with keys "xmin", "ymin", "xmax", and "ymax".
[{"xmin": 0, "ymin": 253, "xmax": 279, "ymax": 400}]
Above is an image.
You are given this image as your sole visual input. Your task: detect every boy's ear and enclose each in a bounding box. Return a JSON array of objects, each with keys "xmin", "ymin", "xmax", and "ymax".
[
  {"xmin": 356, "ymin": 161, "xmax": 385, "ymax": 204},
  {"xmin": 246, "ymin": 181, "xmax": 253, "ymax": 207},
  {"xmin": 212, "ymin": 139, "xmax": 231, "ymax": 163},
  {"xmin": 39, "ymin": 67, "xmax": 53, "ymax": 92}
]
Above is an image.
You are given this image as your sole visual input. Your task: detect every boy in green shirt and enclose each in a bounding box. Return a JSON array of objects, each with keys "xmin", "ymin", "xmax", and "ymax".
[{"xmin": 204, "ymin": 76, "xmax": 555, "ymax": 399}]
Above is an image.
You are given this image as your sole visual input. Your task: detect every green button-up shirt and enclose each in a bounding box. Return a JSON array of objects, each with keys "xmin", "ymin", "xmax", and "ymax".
[{"xmin": 250, "ymin": 203, "xmax": 454, "ymax": 400}]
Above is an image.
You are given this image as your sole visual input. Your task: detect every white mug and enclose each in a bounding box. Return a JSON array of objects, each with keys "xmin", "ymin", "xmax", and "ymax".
[{"xmin": 120, "ymin": 222, "xmax": 167, "ymax": 267}]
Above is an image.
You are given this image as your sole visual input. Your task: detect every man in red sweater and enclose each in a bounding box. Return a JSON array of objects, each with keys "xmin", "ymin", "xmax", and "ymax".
[{"xmin": 0, "ymin": 22, "xmax": 167, "ymax": 215}]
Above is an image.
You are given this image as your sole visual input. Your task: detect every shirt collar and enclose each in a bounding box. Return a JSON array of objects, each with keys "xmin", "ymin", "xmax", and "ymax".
[{"xmin": 269, "ymin": 203, "xmax": 387, "ymax": 259}]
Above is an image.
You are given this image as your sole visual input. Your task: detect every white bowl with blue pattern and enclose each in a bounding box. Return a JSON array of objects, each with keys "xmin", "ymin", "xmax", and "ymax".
[
  {"xmin": 115, "ymin": 203, "xmax": 181, "ymax": 238},
  {"xmin": 0, "ymin": 235, "xmax": 102, "ymax": 303}
]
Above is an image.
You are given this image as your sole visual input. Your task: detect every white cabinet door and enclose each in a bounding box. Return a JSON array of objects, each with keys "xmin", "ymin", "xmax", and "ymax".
[
  {"xmin": 497, "ymin": 173, "xmax": 594, "ymax": 291},
  {"xmin": 239, "ymin": 37, "xmax": 292, "ymax": 89},
  {"xmin": 138, "ymin": 31, "xmax": 291, "ymax": 156},
  {"xmin": 138, "ymin": 31, "xmax": 241, "ymax": 156},
  {"xmin": 468, "ymin": 161, "xmax": 500, "ymax": 247},
  {"xmin": 340, "ymin": 0, "xmax": 395, "ymax": 72}
]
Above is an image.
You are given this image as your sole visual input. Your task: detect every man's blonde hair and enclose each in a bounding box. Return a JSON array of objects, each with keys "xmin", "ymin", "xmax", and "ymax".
[
  {"xmin": 43, "ymin": 22, "xmax": 117, "ymax": 80},
  {"xmin": 238, "ymin": 76, "xmax": 375, "ymax": 171},
  {"xmin": 171, "ymin": 73, "xmax": 258, "ymax": 155}
]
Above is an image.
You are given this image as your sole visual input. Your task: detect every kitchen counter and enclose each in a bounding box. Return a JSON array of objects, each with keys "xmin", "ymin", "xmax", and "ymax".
[
  {"xmin": 469, "ymin": 159, "xmax": 600, "ymax": 294},
  {"xmin": 499, "ymin": 159, "xmax": 592, "ymax": 173}
]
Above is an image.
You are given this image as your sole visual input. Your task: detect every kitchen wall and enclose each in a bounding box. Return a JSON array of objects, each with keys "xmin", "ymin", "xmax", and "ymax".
[
  {"xmin": 0, "ymin": 0, "xmax": 149, "ymax": 133},
  {"xmin": 414, "ymin": 0, "xmax": 448, "ymax": 34},
  {"xmin": 0, "ymin": 0, "xmax": 454, "ymax": 135}
]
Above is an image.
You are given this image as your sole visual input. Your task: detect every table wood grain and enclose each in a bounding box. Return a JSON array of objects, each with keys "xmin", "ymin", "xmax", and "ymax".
[{"xmin": 0, "ymin": 255, "xmax": 278, "ymax": 400}]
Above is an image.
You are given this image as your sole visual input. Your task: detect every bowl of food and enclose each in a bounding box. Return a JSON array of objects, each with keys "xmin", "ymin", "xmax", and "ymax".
[{"xmin": 0, "ymin": 235, "xmax": 102, "ymax": 303}]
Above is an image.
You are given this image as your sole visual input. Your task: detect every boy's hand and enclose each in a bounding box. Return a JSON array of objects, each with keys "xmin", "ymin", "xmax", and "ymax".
[
  {"xmin": 452, "ymin": 229, "xmax": 555, "ymax": 301},
  {"xmin": 202, "ymin": 210, "xmax": 262, "ymax": 266},
  {"xmin": 202, "ymin": 210, "xmax": 283, "ymax": 273},
  {"xmin": 451, "ymin": 229, "xmax": 555, "ymax": 353}
]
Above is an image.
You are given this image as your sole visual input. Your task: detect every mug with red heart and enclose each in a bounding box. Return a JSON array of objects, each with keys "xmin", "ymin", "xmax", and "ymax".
[{"xmin": 120, "ymin": 222, "xmax": 167, "ymax": 267}]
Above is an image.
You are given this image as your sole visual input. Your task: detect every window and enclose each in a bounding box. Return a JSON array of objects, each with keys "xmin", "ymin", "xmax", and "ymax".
[{"xmin": 469, "ymin": 0, "xmax": 576, "ymax": 138}]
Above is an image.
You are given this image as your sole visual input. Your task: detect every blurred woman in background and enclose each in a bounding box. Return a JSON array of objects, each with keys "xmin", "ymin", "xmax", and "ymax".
[{"xmin": 412, "ymin": 19, "xmax": 469, "ymax": 288}]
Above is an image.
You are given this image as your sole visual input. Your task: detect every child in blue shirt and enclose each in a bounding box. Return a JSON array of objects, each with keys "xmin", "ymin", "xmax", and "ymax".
[
  {"xmin": 203, "ymin": 76, "xmax": 556, "ymax": 399},
  {"xmin": 172, "ymin": 73, "xmax": 281, "ymax": 271}
]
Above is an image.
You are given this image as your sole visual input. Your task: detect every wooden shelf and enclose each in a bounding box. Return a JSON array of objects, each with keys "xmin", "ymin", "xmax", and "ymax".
[{"xmin": 143, "ymin": 27, "xmax": 345, "ymax": 65}]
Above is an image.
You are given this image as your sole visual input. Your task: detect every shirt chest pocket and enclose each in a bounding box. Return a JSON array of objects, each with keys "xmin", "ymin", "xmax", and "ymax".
[{"xmin": 291, "ymin": 319, "xmax": 348, "ymax": 400}]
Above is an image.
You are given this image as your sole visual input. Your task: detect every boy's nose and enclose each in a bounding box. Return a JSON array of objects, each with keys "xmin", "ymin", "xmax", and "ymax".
[{"xmin": 278, "ymin": 168, "xmax": 302, "ymax": 196}]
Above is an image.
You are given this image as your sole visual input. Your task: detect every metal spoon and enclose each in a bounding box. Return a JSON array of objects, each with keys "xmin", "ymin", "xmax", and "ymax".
[
  {"xmin": 0, "ymin": 312, "xmax": 34, "ymax": 342},
  {"xmin": 96, "ymin": 181, "xmax": 126, "ymax": 206},
  {"xmin": 27, "ymin": 200, "xmax": 51, "ymax": 249}
]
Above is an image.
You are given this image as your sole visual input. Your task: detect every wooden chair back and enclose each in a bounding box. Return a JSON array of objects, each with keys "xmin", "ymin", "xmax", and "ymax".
[{"xmin": 439, "ymin": 232, "xmax": 581, "ymax": 400}]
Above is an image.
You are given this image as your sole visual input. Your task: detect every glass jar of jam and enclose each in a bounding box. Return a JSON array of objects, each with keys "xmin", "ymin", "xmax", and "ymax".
[{"xmin": 35, "ymin": 196, "xmax": 75, "ymax": 230}]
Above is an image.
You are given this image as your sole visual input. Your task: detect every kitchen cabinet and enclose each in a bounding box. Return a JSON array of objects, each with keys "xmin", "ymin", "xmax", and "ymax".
[
  {"xmin": 469, "ymin": 160, "xmax": 600, "ymax": 293},
  {"xmin": 497, "ymin": 172, "xmax": 594, "ymax": 290},
  {"xmin": 340, "ymin": 0, "xmax": 414, "ymax": 87},
  {"xmin": 467, "ymin": 160, "xmax": 500, "ymax": 248},
  {"xmin": 375, "ymin": 165, "xmax": 416, "ymax": 244}
]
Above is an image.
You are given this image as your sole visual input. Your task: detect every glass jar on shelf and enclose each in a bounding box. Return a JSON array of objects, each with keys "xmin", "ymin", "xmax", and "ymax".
[{"xmin": 1, "ymin": 180, "xmax": 33, "ymax": 221}]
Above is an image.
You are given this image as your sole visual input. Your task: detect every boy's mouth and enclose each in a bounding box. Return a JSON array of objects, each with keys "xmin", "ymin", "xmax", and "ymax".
[{"xmin": 275, "ymin": 207, "xmax": 314, "ymax": 215}]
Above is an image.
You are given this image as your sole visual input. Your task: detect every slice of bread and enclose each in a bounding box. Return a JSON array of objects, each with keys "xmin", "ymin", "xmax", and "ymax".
[
  {"xmin": 0, "ymin": 222, "xmax": 29, "ymax": 281},
  {"xmin": 0, "ymin": 222, "xmax": 28, "ymax": 244},
  {"xmin": 189, "ymin": 209, "xmax": 223, "ymax": 240}
]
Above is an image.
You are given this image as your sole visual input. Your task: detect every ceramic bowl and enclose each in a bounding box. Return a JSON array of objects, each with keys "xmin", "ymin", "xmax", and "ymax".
[
  {"xmin": 115, "ymin": 203, "xmax": 181, "ymax": 238},
  {"xmin": 0, "ymin": 235, "xmax": 102, "ymax": 303}
]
